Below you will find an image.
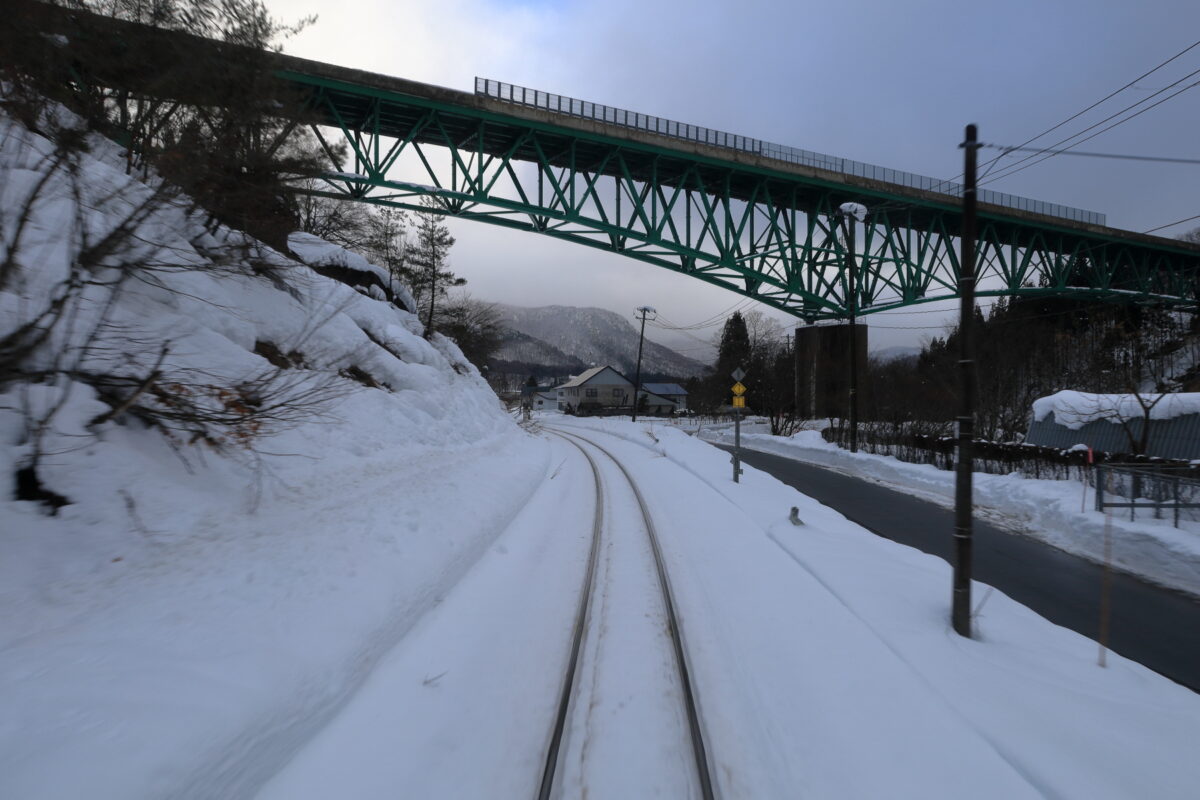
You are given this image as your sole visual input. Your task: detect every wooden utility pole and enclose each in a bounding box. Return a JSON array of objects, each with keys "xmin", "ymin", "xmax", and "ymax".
[
  {"xmin": 952, "ymin": 124, "xmax": 980, "ymax": 638},
  {"xmin": 631, "ymin": 306, "xmax": 656, "ymax": 421}
]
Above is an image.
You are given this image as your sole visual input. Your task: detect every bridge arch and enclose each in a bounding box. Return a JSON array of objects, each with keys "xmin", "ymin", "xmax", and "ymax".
[
  {"xmin": 27, "ymin": 0, "xmax": 1200, "ymax": 322},
  {"xmin": 285, "ymin": 69, "xmax": 1200, "ymax": 322}
]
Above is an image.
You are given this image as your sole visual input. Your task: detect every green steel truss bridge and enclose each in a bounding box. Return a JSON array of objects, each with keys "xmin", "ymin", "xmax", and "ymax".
[{"xmin": 30, "ymin": 4, "xmax": 1200, "ymax": 321}]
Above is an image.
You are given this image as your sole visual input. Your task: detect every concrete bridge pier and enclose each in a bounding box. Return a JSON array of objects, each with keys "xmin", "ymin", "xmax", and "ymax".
[{"xmin": 794, "ymin": 323, "xmax": 868, "ymax": 420}]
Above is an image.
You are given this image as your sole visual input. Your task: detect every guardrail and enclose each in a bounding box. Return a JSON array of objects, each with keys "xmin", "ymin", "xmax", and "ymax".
[
  {"xmin": 476, "ymin": 78, "xmax": 1106, "ymax": 226},
  {"xmin": 1095, "ymin": 463, "xmax": 1200, "ymax": 527}
]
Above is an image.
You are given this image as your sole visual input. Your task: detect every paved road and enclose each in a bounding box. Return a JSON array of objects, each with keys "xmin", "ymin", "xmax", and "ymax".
[{"xmin": 720, "ymin": 445, "xmax": 1200, "ymax": 693}]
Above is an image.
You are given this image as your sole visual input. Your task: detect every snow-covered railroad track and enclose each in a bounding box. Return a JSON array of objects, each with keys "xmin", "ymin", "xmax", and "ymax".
[{"xmin": 543, "ymin": 427, "xmax": 715, "ymax": 800}]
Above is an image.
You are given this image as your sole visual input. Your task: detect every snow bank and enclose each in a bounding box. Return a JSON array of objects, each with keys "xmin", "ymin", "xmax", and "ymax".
[
  {"xmin": 1033, "ymin": 390, "xmax": 1200, "ymax": 428},
  {"xmin": 699, "ymin": 428, "xmax": 1200, "ymax": 596},
  {"xmin": 286, "ymin": 231, "xmax": 417, "ymax": 311},
  {"xmin": 0, "ymin": 109, "xmax": 550, "ymax": 798}
]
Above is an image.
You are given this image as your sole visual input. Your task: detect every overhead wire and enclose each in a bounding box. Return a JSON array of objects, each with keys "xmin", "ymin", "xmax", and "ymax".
[
  {"xmin": 930, "ymin": 36, "xmax": 1200, "ymax": 192},
  {"xmin": 864, "ymin": 301, "xmax": 1165, "ymax": 330},
  {"xmin": 1144, "ymin": 213, "xmax": 1200, "ymax": 235},
  {"xmin": 978, "ymin": 70, "xmax": 1200, "ymax": 187},
  {"xmin": 981, "ymin": 144, "xmax": 1200, "ymax": 166}
]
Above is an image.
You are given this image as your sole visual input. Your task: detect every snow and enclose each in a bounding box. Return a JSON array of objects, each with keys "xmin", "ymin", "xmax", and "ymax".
[
  {"xmin": 839, "ymin": 201, "xmax": 868, "ymax": 221},
  {"xmin": 545, "ymin": 416, "xmax": 1200, "ymax": 798},
  {"xmin": 1033, "ymin": 390, "xmax": 1200, "ymax": 428},
  {"xmin": 286, "ymin": 230, "xmax": 416, "ymax": 311},
  {"xmin": 0, "ymin": 105, "xmax": 539, "ymax": 798},
  {"xmin": 700, "ymin": 427, "xmax": 1200, "ymax": 597},
  {"xmin": 5, "ymin": 102, "xmax": 1200, "ymax": 799}
]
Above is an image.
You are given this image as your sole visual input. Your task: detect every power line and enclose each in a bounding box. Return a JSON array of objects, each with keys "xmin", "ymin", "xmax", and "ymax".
[
  {"xmin": 864, "ymin": 299, "xmax": 1186, "ymax": 330},
  {"xmin": 932, "ymin": 37, "xmax": 1200, "ymax": 192},
  {"xmin": 979, "ymin": 72, "xmax": 1200, "ymax": 187},
  {"xmin": 1144, "ymin": 213, "xmax": 1200, "ymax": 234},
  {"xmin": 651, "ymin": 296, "xmax": 754, "ymax": 331},
  {"xmin": 982, "ymin": 143, "xmax": 1200, "ymax": 166}
]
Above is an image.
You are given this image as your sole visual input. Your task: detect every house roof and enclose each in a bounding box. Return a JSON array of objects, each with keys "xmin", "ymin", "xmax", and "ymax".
[
  {"xmin": 639, "ymin": 390, "xmax": 674, "ymax": 405},
  {"xmin": 643, "ymin": 383, "xmax": 687, "ymax": 396},
  {"xmin": 557, "ymin": 365, "xmax": 631, "ymax": 389}
]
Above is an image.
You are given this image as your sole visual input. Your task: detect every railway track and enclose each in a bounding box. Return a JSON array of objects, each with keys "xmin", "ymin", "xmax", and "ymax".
[{"xmin": 540, "ymin": 426, "xmax": 716, "ymax": 800}]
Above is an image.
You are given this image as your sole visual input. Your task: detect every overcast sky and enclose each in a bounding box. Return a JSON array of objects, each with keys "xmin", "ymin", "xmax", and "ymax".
[{"xmin": 266, "ymin": 0, "xmax": 1200, "ymax": 357}]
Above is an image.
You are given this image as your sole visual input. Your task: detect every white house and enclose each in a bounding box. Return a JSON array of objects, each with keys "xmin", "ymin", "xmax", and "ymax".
[
  {"xmin": 556, "ymin": 366, "xmax": 633, "ymax": 411},
  {"xmin": 556, "ymin": 366, "xmax": 677, "ymax": 414},
  {"xmin": 532, "ymin": 391, "xmax": 558, "ymax": 411}
]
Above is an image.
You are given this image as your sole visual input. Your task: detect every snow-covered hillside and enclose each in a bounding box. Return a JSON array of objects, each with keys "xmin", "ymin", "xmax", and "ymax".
[
  {"xmin": 496, "ymin": 303, "xmax": 708, "ymax": 378},
  {"xmin": 0, "ymin": 108, "xmax": 547, "ymax": 797}
]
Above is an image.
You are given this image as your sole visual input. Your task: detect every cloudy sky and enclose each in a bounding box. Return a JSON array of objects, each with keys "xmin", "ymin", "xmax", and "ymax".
[{"xmin": 266, "ymin": 0, "xmax": 1200, "ymax": 357}]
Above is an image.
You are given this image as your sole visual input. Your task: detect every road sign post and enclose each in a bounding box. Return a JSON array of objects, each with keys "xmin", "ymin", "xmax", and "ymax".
[{"xmin": 731, "ymin": 368, "xmax": 746, "ymax": 483}]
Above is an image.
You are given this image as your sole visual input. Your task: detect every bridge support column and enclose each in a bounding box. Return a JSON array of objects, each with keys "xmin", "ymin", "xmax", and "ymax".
[{"xmin": 794, "ymin": 323, "xmax": 868, "ymax": 421}]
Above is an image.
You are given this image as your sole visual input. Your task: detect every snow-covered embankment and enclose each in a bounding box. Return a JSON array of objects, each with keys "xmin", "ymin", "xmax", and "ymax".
[{"xmin": 0, "ymin": 109, "xmax": 546, "ymax": 797}]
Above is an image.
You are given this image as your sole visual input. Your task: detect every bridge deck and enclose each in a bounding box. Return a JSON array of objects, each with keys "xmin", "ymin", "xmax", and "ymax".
[{"xmin": 20, "ymin": 0, "xmax": 1200, "ymax": 316}]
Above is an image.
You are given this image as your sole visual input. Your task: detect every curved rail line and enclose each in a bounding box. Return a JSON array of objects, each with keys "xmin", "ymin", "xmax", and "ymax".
[{"xmin": 542, "ymin": 426, "xmax": 716, "ymax": 800}]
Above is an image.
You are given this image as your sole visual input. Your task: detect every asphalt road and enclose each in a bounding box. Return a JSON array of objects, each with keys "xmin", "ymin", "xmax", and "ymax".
[{"xmin": 719, "ymin": 444, "xmax": 1200, "ymax": 693}]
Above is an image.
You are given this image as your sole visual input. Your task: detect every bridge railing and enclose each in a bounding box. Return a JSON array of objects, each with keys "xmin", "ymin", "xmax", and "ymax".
[{"xmin": 476, "ymin": 78, "xmax": 1106, "ymax": 227}]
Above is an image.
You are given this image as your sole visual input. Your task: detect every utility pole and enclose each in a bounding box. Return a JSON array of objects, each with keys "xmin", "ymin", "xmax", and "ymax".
[
  {"xmin": 838, "ymin": 203, "xmax": 866, "ymax": 453},
  {"xmin": 952, "ymin": 124, "xmax": 980, "ymax": 638},
  {"xmin": 631, "ymin": 306, "xmax": 656, "ymax": 422}
]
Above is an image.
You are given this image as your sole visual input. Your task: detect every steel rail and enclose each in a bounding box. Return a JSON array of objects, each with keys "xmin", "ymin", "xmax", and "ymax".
[
  {"xmin": 537, "ymin": 430, "xmax": 605, "ymax": 800},
  {"xmin": 545, "ymin": 427, "xmax": 716, "ymax": 800}
]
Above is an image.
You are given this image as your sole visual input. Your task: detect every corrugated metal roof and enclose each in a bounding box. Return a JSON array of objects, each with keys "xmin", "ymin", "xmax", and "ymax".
[
  {"xmin": 643, "ymin": 383, "xmax": 687, "ymax": 396},
  {"xmin": 1026, "ymin": 412, "xmax": 1200, "ymax": 459}
]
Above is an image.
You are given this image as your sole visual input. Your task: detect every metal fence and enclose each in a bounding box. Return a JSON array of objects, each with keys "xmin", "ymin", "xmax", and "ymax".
[
  {"xmin": 1095, "ymin": 464, "xmax": 1200, "ymax": 527},
  {"xmin": 476, "ymin": 78, "xmax": 1106, "ymax": 226}
]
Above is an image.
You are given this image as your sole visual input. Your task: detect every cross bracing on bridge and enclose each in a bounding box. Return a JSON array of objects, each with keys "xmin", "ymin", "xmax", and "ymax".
[
  {"xmin": 23, "ymin": 1, "xmax": 1200, "ymax": 322},
  {"xmin": 282, "ymin": 65, "xmax": 1199, "ymax": 321},
  {"xmin": 474, "ymin": 78, "xmax": 1106, "ymax": 227}
]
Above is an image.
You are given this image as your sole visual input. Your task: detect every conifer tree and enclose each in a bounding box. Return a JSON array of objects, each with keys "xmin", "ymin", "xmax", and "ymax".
[
  {"xmin": 715, "ymin": 311, "xmax": 752, "ymax": 379},
  {"xmin": 407, "ymin": 199, "xmax": 465, "ymax": 336}
]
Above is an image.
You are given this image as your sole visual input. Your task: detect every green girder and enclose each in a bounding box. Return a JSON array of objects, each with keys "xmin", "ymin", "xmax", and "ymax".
[{"xmin": 283, "ymin": 69, "xmax": 1200, "ymax": 321}]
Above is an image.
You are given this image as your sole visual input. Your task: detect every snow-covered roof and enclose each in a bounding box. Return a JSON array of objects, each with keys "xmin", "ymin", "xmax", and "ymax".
[
  {"xmin": 643, "ymin": 383, "xmax": 687, "ymax": 396},
  {"xmin": 1032, "ymin": 391, "xmax": 1200, "ymax": 429},
  {"xmin": 558, "ymin": 365, "xmax": 630, "ymax": 388}
]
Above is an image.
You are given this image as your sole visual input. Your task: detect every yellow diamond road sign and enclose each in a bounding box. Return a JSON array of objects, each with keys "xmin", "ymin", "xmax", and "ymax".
[
  {"xmin": 732, "ymin": 396, "xmax": 746, "ymax": 408},
  {"xmin": 731, "ymin": 381, "xmax": 747, "ymax": 396}
]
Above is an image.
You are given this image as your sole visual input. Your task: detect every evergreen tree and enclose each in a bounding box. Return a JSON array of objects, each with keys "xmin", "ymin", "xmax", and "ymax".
[
  {"xmin": 715, "ymin": 311, "xmax": 752, "ymax": 379},
  {"xmin": 407, "ymin": 199, "xmax": 465, "ymax": 336}
]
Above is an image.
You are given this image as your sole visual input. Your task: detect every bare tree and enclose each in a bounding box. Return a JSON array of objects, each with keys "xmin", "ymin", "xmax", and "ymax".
[{"xmin": 439, "ymin": 292, "xmax": 505, "ymax": 370}]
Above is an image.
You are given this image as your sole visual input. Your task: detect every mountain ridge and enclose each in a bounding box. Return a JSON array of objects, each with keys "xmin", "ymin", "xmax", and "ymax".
[{"xmin": 492, "ymin": 303, "xmax": 708, "ymax": 379}]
